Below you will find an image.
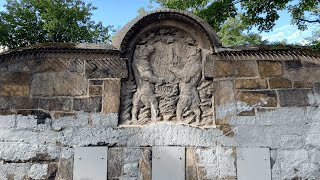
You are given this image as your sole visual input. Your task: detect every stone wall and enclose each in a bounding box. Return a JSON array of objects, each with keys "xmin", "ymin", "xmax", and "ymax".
[{"xmin": 0, "ymin": 9, "xmax": 320, "ymax": 180}]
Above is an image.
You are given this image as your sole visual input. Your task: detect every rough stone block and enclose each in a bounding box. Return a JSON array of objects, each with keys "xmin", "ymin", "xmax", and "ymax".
[
  {"xmin": 0, "ymin": 96, "xmax": 12, "ymax": 109},
  {"xmin": 89, "ymin": 80, "xmax": 103, "ymax": 85},
  {"xmin": 139, "ymin": 148, "xmax": 151, "ymax": 180},
  {"xmin": 108, "ymin": 147, "xmax": 123, "ymax": 179},
  {"xmin": 285, "ymin": 60, "xmax": 303, "ymax": 70},
  {"xmin": 269, "ymin": 78, "xmax": 292, "ymax": 89},
  {"xmin": 309, "ymin": 149, "xmax": 320, "ymax": 163},
  {"xmin": 203, "ymin": 54, "xmax": 216, "ymax": 79},
  {"xmin": 235, "ymin": 79, "xmax": 268, "ymax": 89},
  {"xmin": 57, "ymin": 158, "xmax": 73, "ymax": 180},
  {"xmin": 0, "ymin": 142, "xmax": 60, "ymax": 162},
  {"xmin": 89, "ymin": 85, "xmax": 102, "ymax": 96},
  {"xmin": 314, "ymin": 82, "xmax": 320, "ymax": 94},
  {"xmin": 0, "ymin": 115, "xmax": 16, "ymax": 128},
  {"xmin": 31, "ymin": 72, "xmax": 88, "ymax": 97},
  {"xmin": 237, "ymin": 90, "xmax": 277, "ymax": 107},
  {"xmin": 91, "ymin": 113, "xmax": 118, "ymax": 127},
  {"xmin": 123, "ymin": 163, "xmax": 139, "ymax": 177},
  {"xmin": 280, "ymin": 135, "xmax": 304, "ymax": 149},
  {"xmin": 39, "ymin": 98, "xmax": 72, "ymax": 111},
  {"xmin": 278, "ymin": 89, "xmax": 312, "ymax": 106},
  {"xmin": 16, "ymin": 115, "xmax": 38, "ymax": 128},
  {"xmin": 74, "ymin": 97, "xmax": 102, "ymax": 112},
  {"xmin": 12, "ymin": 97, "xmax": 39, "ymax": 110},
  {"xmin": 213, "ymin": 60, "xmax": 258, "ymax": 78},
  {"xmin": 0, "ymin": 72, "xmax": 31, "ymax": 85},
  {"xmin": 52, "ymin": 112, "xmax": 88, "ymax": 130},
  {"xmin": 284, "ymin": 69, "xmax": 320, "ymax": 83},
  {"xmin": 258, "ymin": 61, "xmax": 283, "ymax": 77},
  {"xmin": 102, "ymin": 79, "xmax": 121, "ymax": 114},
  {"xmin": 293, "ymin": 82, "xmax": 313, "ymax": 88},
  {"xmin": 0, "ymin": 85, "xmax": 30, "ymax": 97},
  {"xmin": 186, "ymin": 148, "xmax": 198, "ymax": 180},
  {"xmin": 28, "ymin": 164, "xmax": 48, "ymax": 179},
  {"xmin": 0, "ymin": 163, "xmax": 31, "ymax": 179}
]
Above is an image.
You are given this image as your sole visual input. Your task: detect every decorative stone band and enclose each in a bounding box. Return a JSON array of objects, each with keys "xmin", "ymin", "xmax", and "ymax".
[
  {"xmin": 217, "ymin": 48, "xmax": 320, "ymax": 63},
  {"xmin": 0, "ymin": 44, "xmax": 128, "ymax": 79}
]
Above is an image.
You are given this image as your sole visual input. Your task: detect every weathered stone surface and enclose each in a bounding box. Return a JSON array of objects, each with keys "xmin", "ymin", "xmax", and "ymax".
[
  {"xmin": 269, "ymin": 78, "xmax": 292, "ymax": 89},
  {"xmin": 237, "ymin": 91, "xmax": 277, "ymax": 107},
  {"xmin": 85, "ymin": 58, "xmax": 127, "ymax": 78},
  {"xmin": 28, "ymin": 164, "xmax": 48, "ymax": 179},
  {"xmin": 235, "ymin": 79, "xmax": 268, "ymax": 89},
  {"xmin": 258, "ymin": 61, "xmax": 283, "ymax": 77},
  {"xmin": 284, "ymin": 69, "xmax": 320, "ymax": 83},
  {"xmin": 52, "ymin": 112, "xmax": 88, "ymax": 130},
  {"xmin": 203, "ymin": 54, "xmax": 216, "ymax": 79},
  {"xmin": 16, "ymin": 115, "xmax": 38, "ymax": 128},
  {"xmin": 12, "ymin": 97, "xmax": 39, "ymax": 110},
  {"xmin": 314, "ymin": 82, "xmax": 320, "ymax": 93},
  {"xmin": 293, "ymin": 82, "xmax": 313, "ymax": 88},
  {"xmin": 108, "ymin": 147, "xmax": 123, "ymax": 179},
  {"xmin": 40, "ymin": 98, "xmax": 72, "ymax": 111},
  {"xmin": 0, "ymin": 115, "xmax": 15, "ymax": 128},
  {"xmin": 186, "ymin": 148, "xmax": 198, "ymax": 180},
  {"xmin": 102, "ymin": 79, "xmax": 121, "ymax": 114},
  {"xmin": 31, "ymin": 72, "xmax": 88, "ymax": 97},
  {"xmin": 0, "ymin": 142, "xmax": 60, "ymax": 162},
  {"xmin": 0, "ymin": 163, "xmax": 31, "ymax": 179},
  {"xmin": 213, "ymin": 60, "xmax": 258, "ymax": 78},
  {"xmin": 215, "ymin": 80, "xmax": 236, "ymax": 119},
  {"xmin": 0, "ymin": 96, "xmax": 12, "ymax": 109},
  {"xmin": 186, "ymin": 146, "xmax": 236, "ymax": 179},
  {"xmin": 57, "ymin": 159, "xmax": 73, "ymax": 180},
  {"xmin": 89, "ymin": 80, "xmax": 103, "ymax": 85},
  {"xmin": 139, "ymin": 148, "xmax": 151, "ymax": 180},
  {"xmin": 0, "ymin": 72, "xmax": 31, "ymax": 85},
  {"xmin": 91, "ymin": 113, "xmax": 118, "ymax": 127},
  {"xmin": 0, "ymin": 85, "xmax": 30, "ymax": 97},
  {"xmin": 74, "ymin": 97, "xmax": 102, "ymax": 112},
  {"xmin": 278, "ymin": 89, "xmax": 312, "ymax": 106},
  {"xmin": 285, "ymin": 60, "xmax": 303, "ymax": 70},
  {"xmin": 89, "ymin": 85, "xmax": 102, "ymax": 96}
]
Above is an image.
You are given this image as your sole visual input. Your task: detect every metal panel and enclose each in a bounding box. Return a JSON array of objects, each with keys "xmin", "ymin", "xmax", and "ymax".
[
  {"xmin": 237, "ymin": 148, "xmax": 271, "ymax": 180},
  {"xmin": 73, "ymin": 147, "xmax": 108, "ymax": 180},
  {"xmin": 152, "ymin": 146, "xmax": 185, "ymax": 180}
]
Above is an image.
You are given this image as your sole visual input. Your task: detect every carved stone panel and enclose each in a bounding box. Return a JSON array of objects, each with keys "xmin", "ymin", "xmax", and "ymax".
[{"xmin": 120, "ymin": 27, "xmax": 214, "ymax": 126}]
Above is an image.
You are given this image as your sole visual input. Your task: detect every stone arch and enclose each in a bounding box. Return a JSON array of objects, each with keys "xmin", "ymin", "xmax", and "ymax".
[{"xmin": 112, "ymin": 9, "xmax": 222, "ymax": 58}]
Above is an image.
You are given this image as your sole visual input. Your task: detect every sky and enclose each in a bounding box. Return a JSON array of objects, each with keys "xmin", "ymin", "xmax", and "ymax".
[{"xmin": 0, "ymin": 0, "xmax": 316, "ymax": 45}]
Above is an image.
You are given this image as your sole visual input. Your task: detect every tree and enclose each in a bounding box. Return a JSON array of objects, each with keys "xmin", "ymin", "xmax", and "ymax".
[
  {"xmin": 305, "ymin": 29, "xmax": 320, "ymax": 49},
  {"xmin": 152, "ymin": 0, "xmax": 320, "ymax": 32},
  {"xmin": 0, "ymin": 0, "xmax": 111, "ymax": 49},
  {"xmin": 218, "ymin": 15, "xmax": 262, "ymax": 46}
]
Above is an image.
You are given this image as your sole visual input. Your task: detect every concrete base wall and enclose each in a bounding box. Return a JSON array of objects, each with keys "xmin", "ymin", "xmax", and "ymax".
[{"xmin": 0, "ymin": 106, "xmax": 319, "ymax": 179}]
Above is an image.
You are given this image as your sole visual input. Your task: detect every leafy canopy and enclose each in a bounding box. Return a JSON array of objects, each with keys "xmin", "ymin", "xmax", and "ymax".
[
  {"xmin": 152, "ymin": 0, "xmax": 320, "ymax": 32},
  {"xmin": 218, "ymin": 15, "xmax": 263, "ymax": 46},
  {"xmin": 0, "ymin": 0, "xmax": 111, "ymax": 49}
]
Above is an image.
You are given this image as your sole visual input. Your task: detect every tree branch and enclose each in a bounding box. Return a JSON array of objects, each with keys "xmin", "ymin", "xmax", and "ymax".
[{"xmin": 299, "ymin": 18, "xmax": 320, "ymax": 23}]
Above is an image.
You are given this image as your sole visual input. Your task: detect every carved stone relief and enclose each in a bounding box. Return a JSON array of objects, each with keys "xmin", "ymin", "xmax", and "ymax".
[{"xmin": 121, "ymin": 27, "xmax": 214, "ymax": 126}]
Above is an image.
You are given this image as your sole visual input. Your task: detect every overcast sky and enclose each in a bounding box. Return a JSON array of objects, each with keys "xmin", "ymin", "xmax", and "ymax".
[{"xmin": 0, "ymin": 0, "xmax": 315, "ymax": 45}]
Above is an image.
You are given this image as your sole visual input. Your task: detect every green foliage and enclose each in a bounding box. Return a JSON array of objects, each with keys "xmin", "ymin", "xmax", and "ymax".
[
  {"xmin": 217, "ymin": 15, "xmax": 262, "ymax": 46},
  {"xmin": 152, "ymin": 0, "xmax": 320, "ymax": 32},
  {"xmin": 305, "ymin": 29, "xmax": 320, "ymax": 50},
  {"xmin": 0, "ymin": 0, "xmax": 111, "ymax": 49}
]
